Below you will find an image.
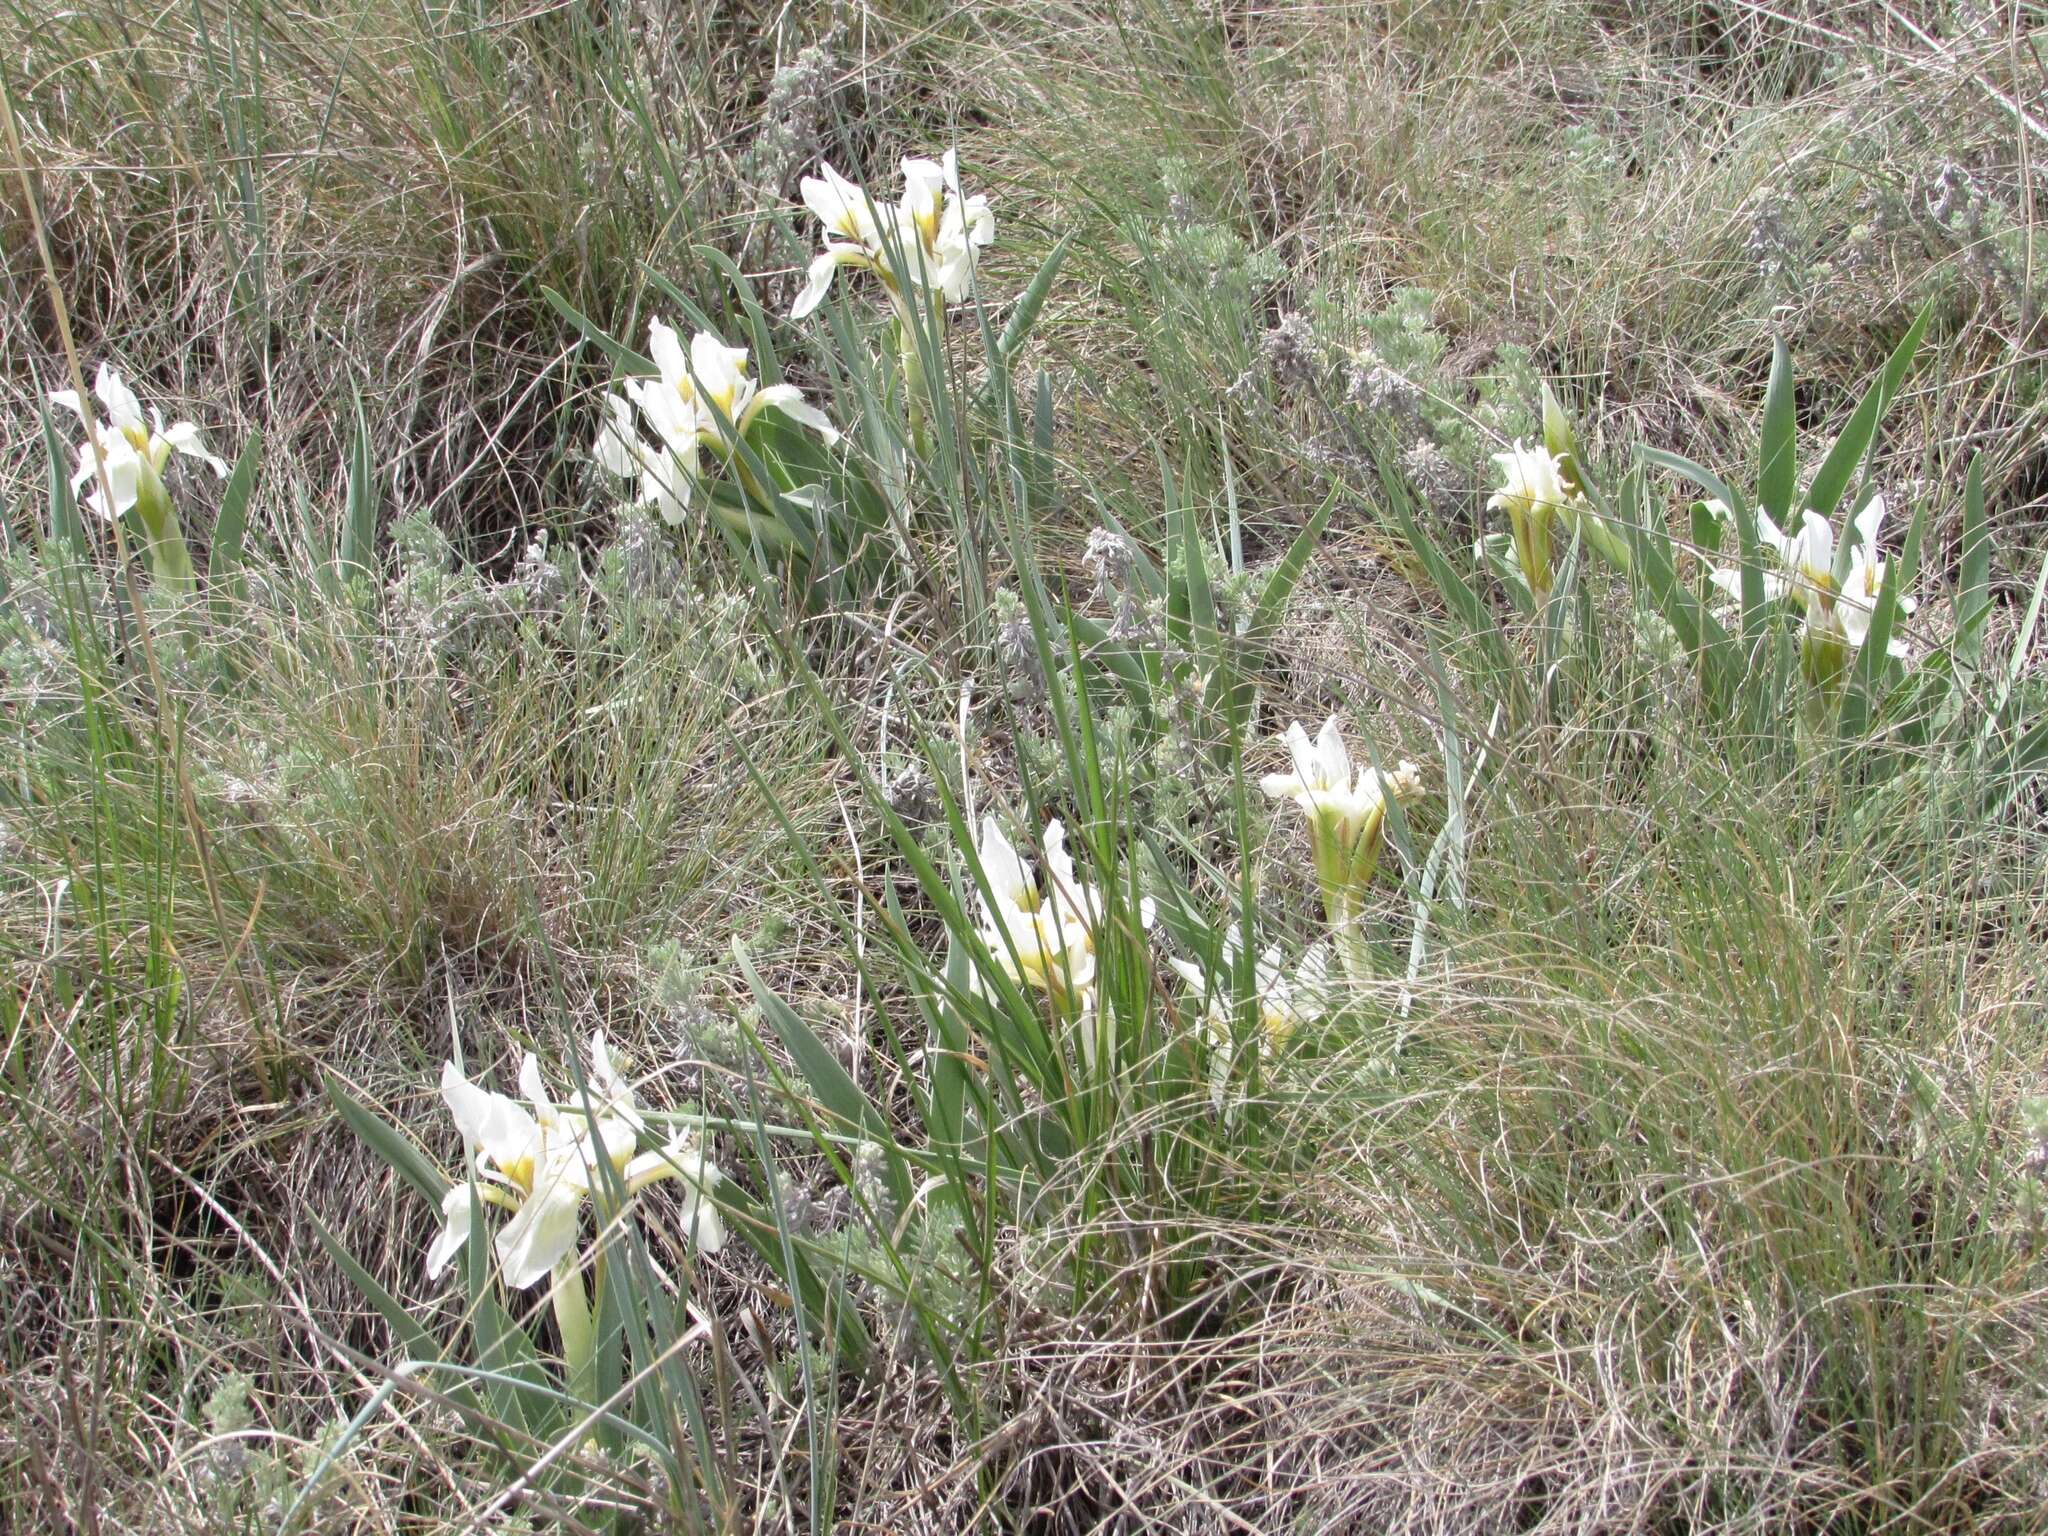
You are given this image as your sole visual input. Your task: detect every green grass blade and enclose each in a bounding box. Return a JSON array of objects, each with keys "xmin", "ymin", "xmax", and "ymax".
[
  {"xmin": 207, "ymin": 432, "xmax": 262, "ymax": 615},
  {"xmin": 1956, "ymin": 453, "xmax": 1991, "ymax": 666},
  {"xmin": 1758, "ymin": 337, "xmax": 1796, "ymax": 528},
  {"xmin": 1806, "ymin": 300, "xmax": 1931, "ymax": 530},
  {"xmin": 542, "ymin": 284, "xmax": 657, "ymax": 376},
  {"xmin": 323, "ymin": 1072, "xmax": 447, "ymax": 1208},
  {"xmin": 339, "ymin": 390, "xmax": 378, "ymax": 586},
  {"xmin": 1640, "ymin": 447, "xmax": 1744, "ymax": 522},
  {"xmin": 1000, "ymin": 231, "xmax": 1071, "ymax": 362},
  {"xmin": 305, "ymin": 1207, "xmax": 443, "ymax": 1364},
  {"xmin": 735, "ymin": 944, "xmax": 891, "ymax": 1146},
  {"xmin": 1248, "ymin": 487, "xmax": 1334, "ymax": 643},
  {"xmin": 41, "ymin": 403, "xmax": 82, "ymax": 550},
  {"xmin": 1839, "ymin": 492, "xmax": 1928, "ymax": 740}
]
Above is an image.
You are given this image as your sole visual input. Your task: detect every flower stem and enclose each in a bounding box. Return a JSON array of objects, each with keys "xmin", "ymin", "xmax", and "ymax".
[
  {"xmin": 897, "ymin": 317, "xmax": 931, "ymax": 459},
  {"xmin": 550, "ymin": 1258, "xmax": 596, "ymax": 1403},
  {"xmin": 133, "ymin": 473, "xmax": 198, "ymax": 596}
]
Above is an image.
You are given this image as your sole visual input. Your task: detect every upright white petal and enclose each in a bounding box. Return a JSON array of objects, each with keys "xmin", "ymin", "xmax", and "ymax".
[
  {"xmin": 1487, "ymin": 442, "xmax": 1567, "ymax": 518},
  {"xmin": 440, "ymin": 1060, "xmax": 541, "ymax": 1173},
  {"xmin": 518, "ymin": 1052, "xmax": 557, "ymax": 1127},
  {"xmin": 900, "ymin": 156, "xmax": 947, "ymax": 226},
  {"xmin": 94, "ymin": 363, "xmax": 145, "ymax": 434},
  {"xmin": 976, "ymin": 816, "xmax": 1035, "ymax": 913},
  {"xmin": 1312, "ymin": 717, "xmax": 1351, "ymax": 790},
  {"xmin": 49, "ymin": 388, "xmax": 90, "ymax": 427},
  {"xmin": 1040, "ymin": 820, "xmax": 1080, "ymax": 910},
  {"xmin": 584, "ymin": 1116, "xmax": 640, "ymax": 1182},
  {"xmin": 1789, "ymin": 511, "xmax": 1834, "ymax": 586},
  {"xmin": 647, "ymin": 319, "xmax": 688, "ymax": 389},
  {"xmin": 689, "ymin": 331, "xmax": 749, "ymax": 391},
  {"xmin": 587, "ymin": 1030, "xmax": 645, "ymax": 1133}
]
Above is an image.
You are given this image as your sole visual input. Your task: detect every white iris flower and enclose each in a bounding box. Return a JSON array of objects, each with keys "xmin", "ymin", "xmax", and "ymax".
[
  {"xmin": 50, "ymin": 362, "xmax": 228, "ymax": 520},
  {"xmin": 593, "ymin": 320, "xmax": 837, "ymax": 524},
  {"xmin": 428, "ymin": 1032, "xmax": 724, "ymax": 1290},
  {"xmin": 1707, "ymin": 495, "xmax": 1915, "ymax": 659},
  {"xmin": 1169, "ymin": 937, "xmax": 1330, "ymax": 1109},
  {"xmin": 791, "ymin": 151, "xmax": 994, "ymax": 320},
  {"xmin": 970, "ymin": 815, "xmax": 1153, "ymax": 1012}
]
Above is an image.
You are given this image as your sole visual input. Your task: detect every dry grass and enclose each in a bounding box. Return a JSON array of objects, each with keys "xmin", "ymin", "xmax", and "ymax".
[{"xmin": 3, "ymin": 1, "xmax": 2046, "ymax": 1531}]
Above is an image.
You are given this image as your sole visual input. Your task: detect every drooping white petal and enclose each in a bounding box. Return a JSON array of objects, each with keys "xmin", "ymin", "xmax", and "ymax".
[
  {"xmin": 804, "ymin": 162, "xmax": 889, "ymax": 249},
  {"xmin": 627, "ymin": 373, "xmax": 698, "ymax": 454},
  {"xmin": 630, "ymin": 1142, "xmax": 727, "ymax": 1252},
  {"xmin": 594, "ymin": 393, "xmax": 644, "ymax": 478},
  {"xmin": 1836, "ymin": 588, "xmax": 1875, "ymax": 649},
  {"xmin": 745, "ymin": 383, "xmax": 839, "ymax": 446},
  {"xmin": 679, "ymin": 1186, "xmax": 726, "ymax": 1253},
  {"xmin": 1257, "ymin": 769, "xmax": 1304, "ymax": 803},
  {"xmin": 1748, "ymin": 503, "xmax": 1790, "ymax": 557},
  {"xmin": 78, "ymin": 435, "xmax": 147, "ymax": 520},
  {"xmin": 957, "ymin": 194, "xmax": 994, "ymax": 249},
  {"xmin": 157, "ymin": 419, "xmax": 229, "ymax": 477},
  {"xmin": 425, "ymin": 1184, "xmax": 475, "ymax": 1280},
  {"xmin": 791, "ymin": 250, "xmax": 841, "ymax": 320},
  {"xmin": 641, "ymin": 447, "xmax": 695, "ymax": 526},
  {"xmin": 494, "ymin": 1182, "xmax": 585, "ymax": 1289},
  {"xmin": 1709, "ymin": 562, "xmax": 1792, "ymax": 606},
  {"xmin": 49, "ymin": 388, "xmax": 90, "ymax": 427},
  {"xmin": 1296, "ymin": 943, "xmax": 1331, "ymax": 1001},
  {"xmin": 621, "ymin": 1137, "xmax": 725, "ymax": 1256},
  {"xmin": 800, "ymin": 167, "xmax": 850, "ymax": 231}
]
